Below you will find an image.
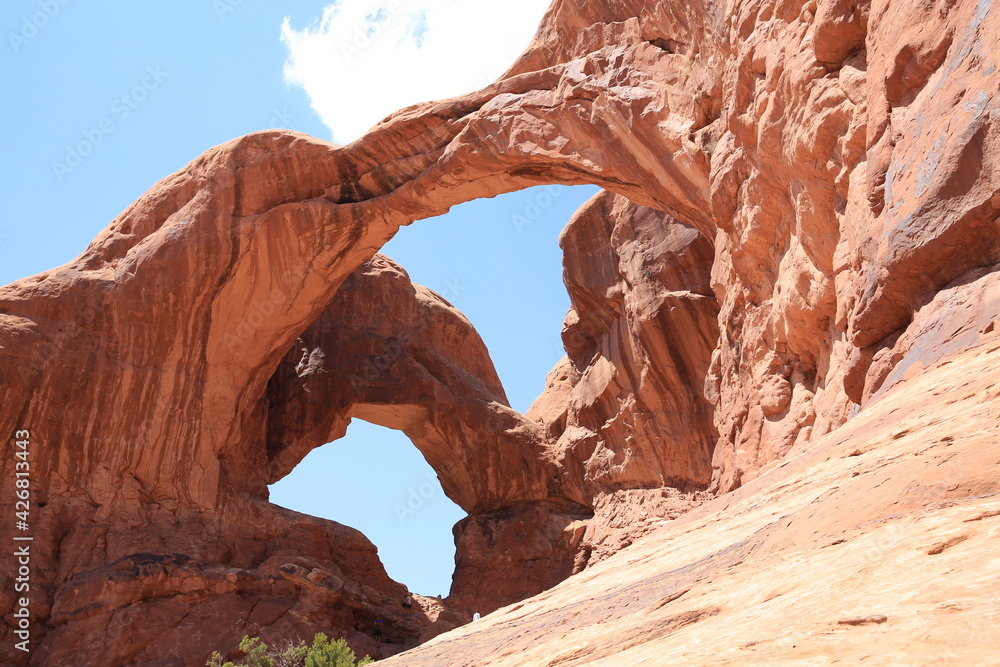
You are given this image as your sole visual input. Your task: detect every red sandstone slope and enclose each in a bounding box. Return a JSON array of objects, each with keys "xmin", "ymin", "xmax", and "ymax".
[
  {"xmin": 381, "ymin": 337, "xmax": 1000, "ymax": 665},
  {"xmin": 1, "ymin": 0, "xmax": 998, "ymax": 663}
]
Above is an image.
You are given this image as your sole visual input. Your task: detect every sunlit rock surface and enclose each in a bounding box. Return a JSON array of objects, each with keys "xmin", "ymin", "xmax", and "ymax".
[
  {"xmin": 1, "ymin": 0, "xmax": 998, "ymax": 663},
  {"xmin": 382, "ymin": 340, "xmax": 1000, "ymax": 666}
]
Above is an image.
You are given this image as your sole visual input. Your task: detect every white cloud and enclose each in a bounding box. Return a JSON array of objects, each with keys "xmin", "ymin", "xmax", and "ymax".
[{"xmin": 280, "ymin": 0, "xmax": 552, "ymax": 144}]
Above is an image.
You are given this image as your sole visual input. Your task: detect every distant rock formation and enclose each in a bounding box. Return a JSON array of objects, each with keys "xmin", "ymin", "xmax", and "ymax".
[{"xmin": 1, "ymin": 0, "xmax": 997, "ymax": 663}]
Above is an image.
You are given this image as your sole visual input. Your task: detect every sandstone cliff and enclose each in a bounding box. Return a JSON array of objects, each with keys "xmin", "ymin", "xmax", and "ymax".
[{"xmin": 1, "ymin": 0, "xmax": 997, "ymax": 663}]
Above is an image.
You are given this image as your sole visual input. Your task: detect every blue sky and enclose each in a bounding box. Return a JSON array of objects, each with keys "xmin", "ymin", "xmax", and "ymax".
[{"xmin": 2, "ymin": 0, "xmax": 597, "ymax": 597}]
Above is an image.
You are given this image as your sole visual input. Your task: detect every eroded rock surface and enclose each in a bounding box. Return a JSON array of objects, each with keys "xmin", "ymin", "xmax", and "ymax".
[
  {"xmin": 379, "ymin": 339, "xmax": 1000, "ymax": 666},
  {"xmin": 528, "ymin": 191, "xmax": 719, "ymax": 563},
  {"xmin": 265, "ymin": 254, "xmax": 592, "ymax": 615},
  {"xmin": 705, "ymin": 0, "xmax": 1000, "ymax": 492},
  {"xmin": 1, "ymin": 0, "xmax": 998, "ymax": 663}
]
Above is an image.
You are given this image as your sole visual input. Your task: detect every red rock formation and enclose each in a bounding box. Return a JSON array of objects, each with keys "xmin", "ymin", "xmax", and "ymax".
[
  {"xmin": 265, "ymin": 254, "xmax": 562, "ymax": 513},
  {"xmin": 1, "ymin": 0, "xmax": 998, "ymax": 663},
  {"xmin": 705, "ymin": 0, "xmax": 1000, "ymax": 491},
  {"xmin": 528, "ymin": 191, "xmax": 718, "ymax": 562},
  {"xmin": 378, "ymin": 337, "xmax": 1000, "ymax": 666},
  {"xmin": 264, "ymin": 254, "xmax": 592, "ymax": 615}
]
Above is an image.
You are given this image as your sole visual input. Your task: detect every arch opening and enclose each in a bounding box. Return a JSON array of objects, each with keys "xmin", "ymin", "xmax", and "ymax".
[
  {"xmin": 258, "ymin": 181, "xmax": 717, "ymax": 617},
  {"xmin": 381, "ymin": 184, "xmax": 603, "ymax": 412},
  {"xmin": 268, "ymin": 418, "xmax": 464, "ymax": 598},
  {"xmin": 259, "ymin": 183, "xmax": 605, "ymax": 614}
]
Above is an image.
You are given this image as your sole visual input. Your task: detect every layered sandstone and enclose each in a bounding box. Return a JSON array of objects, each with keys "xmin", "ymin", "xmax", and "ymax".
[
  {"xmin": 265, "ymin": 254, "xmax": 592, "ymax": 615},
  {"xmin": 0, "ymin": 0, "xmax": 997, "ymax": 663},
  {"xmin": 704, "ymin": 0, "xmax": 1000, "ymax": 492},
  {"xmin": 380, "ymin": 337, "xmax": 1000, "ymax": 666},
  {"xmin": 528, "ymin": 191, "xmax": 719, "ymax": 562}
]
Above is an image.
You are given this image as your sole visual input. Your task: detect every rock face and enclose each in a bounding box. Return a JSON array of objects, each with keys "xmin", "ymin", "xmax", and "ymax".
[
  {"xmin": 379, "ymin": 338, "xmax": 1000, "ymax": 666},
  {"xmin": 265, "ymin": 254, "xmax": 592, "ymax": 614},
  {"xmin": 1, "ymin": 0, "xmax": 998, "ymax": 663},
  {"xmin": 702, "ymin": 0, "xmax": 1000, "ymax": 492},
  {"xmin": 528, "ymin": 191, "xmax": 719, "ymax": 562}
]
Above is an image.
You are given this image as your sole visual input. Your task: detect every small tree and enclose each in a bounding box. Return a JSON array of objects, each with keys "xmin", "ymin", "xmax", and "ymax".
[
  {"xmin": 206, "ymin": 633, "xmax": 372, "ymax": 667},
  {"xmin": 305, "ymin": 633, "xmax": 374, "ymax": 667}
]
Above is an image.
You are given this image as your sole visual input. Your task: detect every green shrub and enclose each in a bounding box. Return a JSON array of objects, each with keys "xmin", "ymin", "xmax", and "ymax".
[{"xmin": 206, "ymin": 633, "xmax": 373, "ymax": 667}]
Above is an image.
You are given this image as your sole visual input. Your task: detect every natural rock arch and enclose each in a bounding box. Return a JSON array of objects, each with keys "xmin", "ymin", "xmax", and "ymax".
[
  {"xmin": 0, "ymin": 39, "xmax": 723, "ymax": 657},
  {"xmin": 3, "ymin": 0, "xmax": 998, "ymax": 662},
  {"xmin": 264, "ymin": 255, "xmax": 572, "ymax": 514},
  {"xmin": 262, "ymin": 254, "xmax": 597, "ymax": 612}
]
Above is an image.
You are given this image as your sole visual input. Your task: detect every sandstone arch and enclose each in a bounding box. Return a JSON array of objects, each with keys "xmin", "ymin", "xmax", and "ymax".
[
  {"xmin": 264, "ymin": 254, "xmax": 577, "ymax": 514},
  {"xmin": 3, "ymin": 0, "xmax": 998, "ymax": 662},
  {"xmin": 262, "ymin": 254, "xmax": 596, "ymax": 614},
  {"xmin": 0, "ymin": 22, "xmax": 725, "ymax": 656}
]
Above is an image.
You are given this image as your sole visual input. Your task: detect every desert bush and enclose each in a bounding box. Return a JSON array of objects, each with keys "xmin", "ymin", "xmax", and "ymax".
[{"xmin": 206, "ymin": 633, "xmax": 373, "ymax": 667}]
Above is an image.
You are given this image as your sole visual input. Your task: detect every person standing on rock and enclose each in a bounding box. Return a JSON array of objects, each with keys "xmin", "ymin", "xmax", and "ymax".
[
  {"xmin": 402, "ymin": 593, "xmax": 412, "ymax": 609},
  {"xmin": 374, "ymin": 619, "xmax": 383, "ymax": 643}
]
